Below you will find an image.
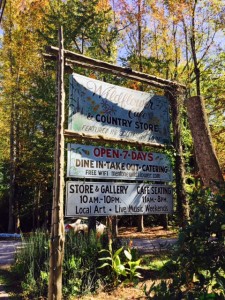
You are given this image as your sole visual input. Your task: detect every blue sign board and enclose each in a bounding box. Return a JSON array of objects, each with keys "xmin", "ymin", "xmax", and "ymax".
[{"xmin": 68, "ymin": 73, "xmax": 170, "ymax": 145}]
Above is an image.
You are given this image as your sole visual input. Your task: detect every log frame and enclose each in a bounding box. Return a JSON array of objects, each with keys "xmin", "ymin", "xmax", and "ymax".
[{"xmin": 45, "ymin": 41, "xmax": 188, "ymax": 298}]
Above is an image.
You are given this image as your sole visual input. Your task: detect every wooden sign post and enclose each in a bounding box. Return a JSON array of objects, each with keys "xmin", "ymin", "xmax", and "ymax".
[
  {"xmin": 45, "ymin": 37, "xmax": 189, "ymax": 298},
  {"xmin": 48, "ymin": 26, "xmax": 65, "ymax": 300}
]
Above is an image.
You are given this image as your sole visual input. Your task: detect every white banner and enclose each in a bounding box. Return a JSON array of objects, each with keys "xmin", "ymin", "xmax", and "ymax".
[
  {"xmin": 67, "ymin": 144, "xmax": 173, "ymax": 182},
  {"xmin": 68, "ymin": 73, "xmax": 170, "ymax": 145},
  {"xmin": 65, "ymin": 181, "xmax": 173, "ymax": 216}
]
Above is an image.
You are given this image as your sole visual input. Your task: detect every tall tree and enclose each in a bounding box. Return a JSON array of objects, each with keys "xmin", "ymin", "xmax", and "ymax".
[
  {"xmin": 201, "ymin": 53, "xmax": 225, "ymax": 172},
  {"xmin": 43, "ymin": 0, "xmax": 118, "ymax": 62},
  {"xmin": 145, "ymin": 0, "xmax": 224, "ymax": 188},
  {"xmin": 1, "ymin": 0, "xmax": 51, "ymax": 231},
  {"xmin": 178, "ymin": 0, "xmax": 224, "ymax": 187}
]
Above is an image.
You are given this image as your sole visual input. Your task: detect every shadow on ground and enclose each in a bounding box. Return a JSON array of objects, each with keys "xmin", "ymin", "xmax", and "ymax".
[{"xmin": 0, "ymin": 266, "xmax": 21, "ymax": 299}]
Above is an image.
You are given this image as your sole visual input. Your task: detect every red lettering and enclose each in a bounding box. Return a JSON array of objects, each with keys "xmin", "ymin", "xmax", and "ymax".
[
  {"xmin": 132, "ymin": 151, "xmax": 153, "ymax": 161},
  {"xmin": 148, "ymin": 153, "xmax": 153, "ymax": 161},
  {"xmin": 93, "ymin": 147, "xmax": 101, "ymax": 157},
  {"xmin": 93, "ymin": 147, "xmax": 120, "ymax": 158},
  {"xmin": 112, "ymin": 149, "xmax": 120, "ymax": 158}
]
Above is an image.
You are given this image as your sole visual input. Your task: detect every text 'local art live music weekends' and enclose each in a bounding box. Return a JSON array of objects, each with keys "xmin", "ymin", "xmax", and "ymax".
[
  {"xmin": 66, "ymin": 182, "xmax": 173, "ymax": 217},
  {"xmin": 69, "ymin": 73, "xmax": 170, "ymax": 145}
]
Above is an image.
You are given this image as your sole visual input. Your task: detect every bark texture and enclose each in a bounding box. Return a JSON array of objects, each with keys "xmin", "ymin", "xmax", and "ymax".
[
  {"xmin": 167, "ymin": 89, "xmax": 189, "ymax": 227},
  {"xmin": 48, "ymin": 27, "xmax": 65, "ymax": 300},
  {"xmin": 185, "ymin": 96, "xmax": 224, "ymax": 190}
]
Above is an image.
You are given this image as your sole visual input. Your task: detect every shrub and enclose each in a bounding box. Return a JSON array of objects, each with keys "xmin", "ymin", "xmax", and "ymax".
[{"xmin": 144, "ymin": 185, "xmax": 225, "ymax": 299}]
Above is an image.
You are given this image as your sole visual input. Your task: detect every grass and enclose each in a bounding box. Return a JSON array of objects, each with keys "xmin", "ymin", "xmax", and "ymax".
[
  {"xmin": 142, "ymin": 251, "xmax": 171, "ymax": 268},
  {"xmin": 147, "ymin": 258, "xmax": 170, "ymax": 271}
]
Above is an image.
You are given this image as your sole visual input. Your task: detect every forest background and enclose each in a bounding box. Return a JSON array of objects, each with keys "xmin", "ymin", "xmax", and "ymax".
[{"xmin": 0, "ymin": 0, "xmax": 224, "ymax": 233}]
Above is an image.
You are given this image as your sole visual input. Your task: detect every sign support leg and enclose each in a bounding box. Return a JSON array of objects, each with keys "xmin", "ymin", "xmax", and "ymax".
[{"xmin": 48, "ymin": 26, "xmax": 65, "ymax": 300}]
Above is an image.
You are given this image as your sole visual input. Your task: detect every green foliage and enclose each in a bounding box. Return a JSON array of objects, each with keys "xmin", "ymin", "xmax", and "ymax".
[
  {"xmin": 12, "ymin": 230, "xmax": 49, "ymax": 298},
  {"xmin": 15, "ymin": 74, "xmax": 56, "ymax": 231},
  {"xmin": 63, "ymin": 231, "xmax": 104, "ymax": 297},
  {"xmin": 63, "ymin": 255, "xmax": 83, "ymax": 296},
  {"xmin": 144, "ymin": 185, "xmax": 225, "ymax": 299},
  {"xmin": 201, "ymin": 52, "xmax": 225, "ymax": 171},
  {"xmin": 124, "ymin": 248, "xmax": 143, "ymax": 284},
  {"xmin": 148, "ymin": 258, "xmax": 170, "ymax": 272},
  {"xmin": 43, "ymin": 0, "xmax": 118, "ymax": 61},
  {"xmin": 99, "ymin": 238, "xmax": 143, "ymax": 286},
  {"xmin": 99, "ymin": 240, "xmax": 127, "ymax": 286},
  {"xmin": 12, "ymin": 230, "xmax": 108, "ymax": 298}
]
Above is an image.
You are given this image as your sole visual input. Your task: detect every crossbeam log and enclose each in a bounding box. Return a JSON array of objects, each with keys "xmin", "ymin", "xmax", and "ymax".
[
  {"xmin": 64, "ymin": 129, "xmax": 168, "ymax": 149},
  {"xmin": 45, "ymin": 46, "xmax": 186, "ymax": 91}
]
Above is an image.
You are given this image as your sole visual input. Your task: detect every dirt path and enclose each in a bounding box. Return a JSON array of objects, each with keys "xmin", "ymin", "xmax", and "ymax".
[
  {"xmin": 118, "ymin": 226, "xmax": 178, "ymax": 240},
  {"xmin": 118, "ymin": 226, "xmax": 178, "ymax": 253},
  {"xmin": 0, "ymin": 240, "xmax": 21, "ymax": 266},
  {"xmin": 0, "ymin": 239, "xmax": 21, "ymax": 299}
]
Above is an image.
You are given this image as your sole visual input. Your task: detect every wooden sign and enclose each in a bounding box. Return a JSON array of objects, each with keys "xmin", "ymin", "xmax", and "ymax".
[
  {"xmin": 67, "ymin": 144, "xmax": 173, "ymax": 182},
  {"xmin": 68, "ymin": 73, "xmax": 170, "ymax": 145},
  {"xmin": 65, "ymin": 181, "xmax": 173, "ymax": 216}
]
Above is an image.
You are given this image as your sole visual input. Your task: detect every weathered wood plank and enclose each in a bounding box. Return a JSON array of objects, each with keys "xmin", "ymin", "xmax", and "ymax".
[
  {"xmin": 43, "ymin": 53, "xmax": 172, "ymax": 89},
  {"xmin": 64, "ymin": 129, "xmax": 167, "ymax": 148},
  {"xmin": 45, "ymin": 46, "xmax": 186, "ymax": 90},
  {"xmin": 65, "ymin": 59, "xmax": 170, "ymax": 89}
]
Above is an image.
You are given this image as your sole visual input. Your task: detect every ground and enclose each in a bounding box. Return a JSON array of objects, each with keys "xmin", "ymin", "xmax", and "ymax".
[
  {"xmin": 77, "ymin": 284, "xmax": 147, "ymax": 300},
  {"xmin": 117, "ymin": 226, "xmax": 177, "ymax": 239}
]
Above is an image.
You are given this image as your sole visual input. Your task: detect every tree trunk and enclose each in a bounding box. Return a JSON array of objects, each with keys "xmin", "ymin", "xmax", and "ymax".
[
  {"xmin": 8, "ymin": 103, "xmax": 15, "ymax": 233},
  {"xmin": 161, "ymin": 215, "xmax": 168, "ymax": 230},
  {"xmin": 33, "ymin": 185, "xmax": 41, "ymax": 230},
  {"xmin": 14, "ymin": 199, "xmax": 20, "ymax": 233},
  {"xmin": 106, "ymin": 216, "xmax": 118, "ymax": 237},
  {"xmin": 88, "ymin": 217, "xmax": 96, "ymax": 234},
  {"xmin": 48, "ymin": 27, "xmax": 65, "ymax": 300},
  {"xmin": 190, "ymin": 0, "xmax": 201, "ymax": 97},
  {"xmin": 137, "ymin": 215, "xmax": 144, "ymax": 232},
  {"xmin": 137, "ymin": 0, "xmax": 143, "ymax": 73},
  {"xmin": 112, "ymin": 216, "xmax": 118, "ymax": 237},
  {"xmin": 167, "ymin": 89, "xmax": 189, "ymax": 227},
  {"xmin": 185, "ymin": 96, "xmax": 224, "ymax": 190},
  {"xmin": 8, "ymin": 3, "xmax": 16, "ymax": 232}
]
